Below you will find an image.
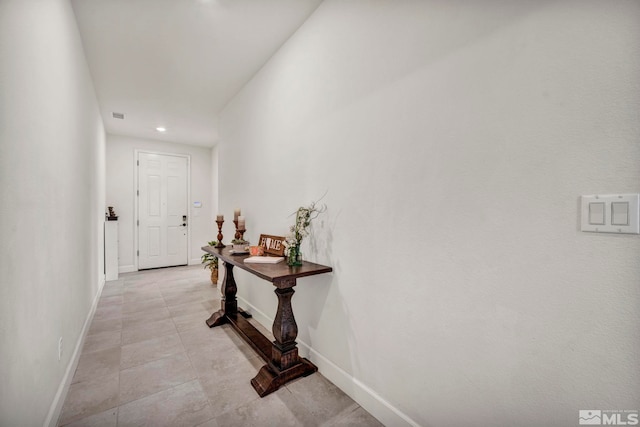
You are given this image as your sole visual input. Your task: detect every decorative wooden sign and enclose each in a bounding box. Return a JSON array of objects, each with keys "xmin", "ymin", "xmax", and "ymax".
[{"xmin": 258, "ymin": 234, "xmax": 286, "ymax": 257}]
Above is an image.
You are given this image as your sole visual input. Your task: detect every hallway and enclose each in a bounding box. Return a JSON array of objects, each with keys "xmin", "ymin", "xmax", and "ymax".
[{"xmin": 58, "ymin": 266, "xmax": 381, "ymax": 426}]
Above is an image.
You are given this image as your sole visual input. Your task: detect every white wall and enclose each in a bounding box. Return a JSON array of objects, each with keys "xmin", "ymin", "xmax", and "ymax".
[
  {"xmin": 211, "ymin": 144, "xmax": 220, "ymax": 238},
  {"xmin": 106, "ymin": 134, "xmax": 215, "ymax": 271},
  {"xmin": 0, "ymin": 1, "xmax": 106, "ymax": 425},
  {"xmin": 218, "ymin": 1, "xmax": 640, "ymax": 426}
]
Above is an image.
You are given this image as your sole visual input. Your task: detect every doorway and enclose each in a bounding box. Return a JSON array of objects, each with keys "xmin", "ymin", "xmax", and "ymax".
[{"xmin": 136, "ymin": 151, "xmax": 190, "ymax": 270}]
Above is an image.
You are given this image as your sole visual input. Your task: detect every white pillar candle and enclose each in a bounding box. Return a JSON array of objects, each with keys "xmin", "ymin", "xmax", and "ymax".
[
  {"xmin": 234, "ymin": 209, "xmax": 241, "ymax": 220},
  {"xmin": 216, "ymin": 214, "xmax": 224, "ymax": 222},
  {"xmin": 238, "ymin": 216, "xmax": 245, "ymax": 229}
]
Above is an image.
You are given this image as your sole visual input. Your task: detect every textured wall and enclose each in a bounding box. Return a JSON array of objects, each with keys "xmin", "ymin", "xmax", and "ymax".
[{"xmin": 217, "ymin": 1, "xmax": 640, "ymax": 426}]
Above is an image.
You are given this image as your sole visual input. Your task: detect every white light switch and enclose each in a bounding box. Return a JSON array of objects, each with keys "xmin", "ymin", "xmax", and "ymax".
[
  {"xmin": 611, "ymin": 202, "xmax": 629, "ymax": 226},
  {"xmin": 581, "ymin": 194, "xmax": 639, "ymax": 234},
  {"xmin": 588, "ymin": 202, "xmax": 605, "ymax": 225}
]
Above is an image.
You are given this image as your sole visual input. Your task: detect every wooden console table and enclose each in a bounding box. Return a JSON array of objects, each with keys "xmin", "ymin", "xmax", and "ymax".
[{"xmin": 201, "ymin": 245, "xmax": 332, "ymax": 397}]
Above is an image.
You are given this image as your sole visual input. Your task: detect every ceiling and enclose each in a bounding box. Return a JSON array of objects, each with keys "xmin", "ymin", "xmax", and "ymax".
[{"xmin": 71, "ymin": 0, "xmax": 322, "ymax": 147}]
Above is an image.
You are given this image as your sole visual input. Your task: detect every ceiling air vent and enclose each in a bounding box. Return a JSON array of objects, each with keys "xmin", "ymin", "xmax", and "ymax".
[{"xmin": 112, "ymin": 112, "xmax": 125, "ymax": 119}]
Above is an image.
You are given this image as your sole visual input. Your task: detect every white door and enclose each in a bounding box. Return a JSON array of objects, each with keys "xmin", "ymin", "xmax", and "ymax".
[{"xmin": 138, "ymin": 152, "xmax": 188, "ymax": 269}]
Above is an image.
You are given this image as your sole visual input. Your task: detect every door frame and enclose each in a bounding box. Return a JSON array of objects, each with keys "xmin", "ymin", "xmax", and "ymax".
[{"xmin": 134, "ymin": 149, "xmax": 191, "ymax": 271}]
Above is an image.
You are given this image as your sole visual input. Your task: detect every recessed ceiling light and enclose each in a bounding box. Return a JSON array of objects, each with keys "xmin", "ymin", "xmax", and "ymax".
[{"xmin": 156, "ymin": 127, "xmax": 166, "ymax": 132}]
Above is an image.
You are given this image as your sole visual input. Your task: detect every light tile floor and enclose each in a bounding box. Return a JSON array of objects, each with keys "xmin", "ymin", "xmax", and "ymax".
[{"xmin": 58, "ymin": 265, "xmax": 383, "ymax": 427}]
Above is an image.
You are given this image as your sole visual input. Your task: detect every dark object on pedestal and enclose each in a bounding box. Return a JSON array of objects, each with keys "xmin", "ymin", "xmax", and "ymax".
[{"xmin": 107, "ymin": 206, "xmax": 118, "ymax": 221}]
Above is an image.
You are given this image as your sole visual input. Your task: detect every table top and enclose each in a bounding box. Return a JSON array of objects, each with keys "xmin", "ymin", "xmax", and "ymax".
[{"xmin": 201, "ymin": 246, "xmax": 332, "ymax": 283}]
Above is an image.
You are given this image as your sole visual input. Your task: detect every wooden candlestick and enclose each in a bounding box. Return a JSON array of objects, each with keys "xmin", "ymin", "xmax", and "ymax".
[
  {"xmin": 238, "ymin": 227, "xmax": 246, "ymax": 241},
  {"xmin": 233, "ymin": 220, "xmax": 240, "ymax": 240},
  {"xmin": 215, "ymin": 220, "xmax": 226, "ymax": 248}
]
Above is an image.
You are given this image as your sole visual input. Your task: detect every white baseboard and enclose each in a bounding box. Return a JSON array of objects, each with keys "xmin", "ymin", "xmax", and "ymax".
[
  {"xmin": 120, "ymin": 262, "xmax": 201, "ymax": 272},
  {"xmin": 236, "ymin": 295, "xmax": 274, "ymax": 336},
  {"xmin": 304, "ymin": 345, "xmax": 420, "ymax": 427},
  {"xmin": 236, "ymin": 296, "xmax": 418, "ymax": 427},
  {"xmin": 119, "ymin": 264, "xmax": 135, "ymax": 274},
  {"xmin": 44, "ymin": 276, "xmax": 106, "ymax": 427}
]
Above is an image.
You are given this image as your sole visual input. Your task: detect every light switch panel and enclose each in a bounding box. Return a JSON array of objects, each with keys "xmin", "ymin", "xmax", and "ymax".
[{"xmin": 581, "ymin": 194, "xmax": 639, "ymax": 234}]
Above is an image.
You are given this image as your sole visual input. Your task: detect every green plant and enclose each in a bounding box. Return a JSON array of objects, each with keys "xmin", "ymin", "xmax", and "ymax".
[
  {"xmin": 284, "ymin": 199, "xmax": 326, "ymax": 249},
  {"xmin": 201, "ymin": 241, "xmax": 219, "ymax": 271},
  {"xmin": 231, "ymin": 238, "xmax": 249, "ymax": 244},
  {"xmin": 283, "ymin": 198, "xmax": 326, "ymax": 265}
]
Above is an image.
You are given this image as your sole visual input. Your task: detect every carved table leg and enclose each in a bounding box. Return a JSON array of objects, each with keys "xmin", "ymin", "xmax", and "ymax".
[
  {"xmin": 272, "ymin": 287, "xmax": 299, "ymax": 369},
  {"xmin": 251, "ymin": 278, "xmax": 317, "ymax": 396},
  {"xmin": 206, "ymin": 261, "xmax": 237, "ymax": 327}
]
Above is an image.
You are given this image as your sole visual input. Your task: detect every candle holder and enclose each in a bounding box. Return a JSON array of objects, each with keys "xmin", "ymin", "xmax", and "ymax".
[
  {"xmin": 238, "ymin": 227, "xmax": 246, "ymax": 242},
  {"xmin": 215, "ymin": 220, "xmax": 226, "ymax": 248},
  {"xmin": 233, "ymin": 220, "xmax": 240, "ymax": 240}
]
